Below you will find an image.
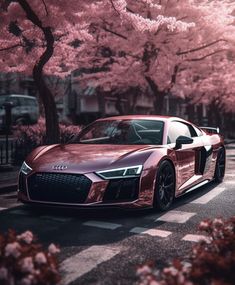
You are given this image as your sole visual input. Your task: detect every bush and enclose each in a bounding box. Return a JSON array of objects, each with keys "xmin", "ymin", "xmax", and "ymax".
[
  {"xmin": 12, "ymin": 117, "xmax": 82, "ymax": 164},
  {"xmin": 0, "ymin": 230, "xmax": 60, "ymax": 285},
  {"xmin": 137, "ymin": 217, "xmax": 235, "ymax": 285}
]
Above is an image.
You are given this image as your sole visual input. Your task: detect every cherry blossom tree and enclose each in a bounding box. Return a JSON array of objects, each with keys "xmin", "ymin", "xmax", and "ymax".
[
  {"xmin": 76, "ymin": 0, "xmax": 235, "ymax": 114},
  {"xmin": 0, "ymin": 0, "xmax": 94, "ymax": 143},
  {"xmin": 0, "ymin": 0, "xmax": 234, "ymax": 143},
  {"xmin": 0, "ymin": 0, "xmax": 197, "ymax": 142}
]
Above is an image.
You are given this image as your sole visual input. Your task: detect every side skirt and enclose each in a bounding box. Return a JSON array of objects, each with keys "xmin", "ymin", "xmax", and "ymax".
[{"xmin": 176, "ymin": 179, "xmax": 211, "ymax": 197}]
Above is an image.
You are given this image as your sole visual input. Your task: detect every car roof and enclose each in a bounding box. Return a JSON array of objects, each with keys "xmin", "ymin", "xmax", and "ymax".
[
  {"xmin": 1, "ymin": 94, "xmax": 36, "ymax": 100},
  {"xmin": 97, "ymin": 115, "xmax": 188, "ymax": 123}
]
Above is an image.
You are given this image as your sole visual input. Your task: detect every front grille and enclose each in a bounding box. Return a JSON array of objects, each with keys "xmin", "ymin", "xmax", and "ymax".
[
  {"xmin": 19, "ymin": 172, "xmax": 27, "ymax": 195},
  {"xmin": 103, "ymin": 178, "xmax": 139, "ymax": 202},
  {"xmin": 27, "ymin": 173, "xmax": 91, "ymax": 204}
]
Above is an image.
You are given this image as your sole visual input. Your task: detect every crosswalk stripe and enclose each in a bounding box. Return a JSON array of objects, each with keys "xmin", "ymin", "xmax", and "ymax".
[
  {"xmin": 0, "ymin": 207, "xmax": 6, "ymax": 211},
  {"xmin": 83, "ymin": 220, "xmax": 122, "ymax": 230},
  {"xmin": 225, "ymin": 174, "xmax": 235, "ymax": 177},
  {"xmin": 182, "ymin": 234, "xmax": 210, "ymax": 243},
  {"xmin": 41, "ymin": 216, "xmax": 72, "ymax": 222},
  {"xmin": 191, "ymin": 187, "xmax": 225, "ymax": 204},
  {"xmin": 0, "ymin": 192, "xmax": 17, "ymax": 198},
  {"xmin": 155, "ymin": 210, "xmax": 196, "ymax": 224},
  {"xmin": 60, "ymin": 245, "xmax": 121, "ymax": 284},
  {"xmin": 130, "ymin": 227, "xmax": 172, "ymax": 237},
  {"xmin": 224, "ymin": 181, "xmax": 235, "ymax": 185}
]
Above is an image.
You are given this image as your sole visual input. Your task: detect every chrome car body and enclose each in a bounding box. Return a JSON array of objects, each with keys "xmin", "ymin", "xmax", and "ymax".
[{"xmin": 18, "ymin": 115, "xmax": 225, "ymax": 210}]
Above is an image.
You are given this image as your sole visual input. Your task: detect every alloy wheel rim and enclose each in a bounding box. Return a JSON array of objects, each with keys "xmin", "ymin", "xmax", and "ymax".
[{"xmin": 159, "ymin": 165, "xmax": 174, "ymax": 207}]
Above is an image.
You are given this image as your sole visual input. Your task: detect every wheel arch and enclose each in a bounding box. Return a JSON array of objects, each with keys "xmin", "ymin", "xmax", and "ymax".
[
  {"xmin": 152, "ymin": 157, "xmax": 177, "ymax": 209},
  {"xmin": 161, "ymin": 158, "xmax": 176, "ymax": 197}
]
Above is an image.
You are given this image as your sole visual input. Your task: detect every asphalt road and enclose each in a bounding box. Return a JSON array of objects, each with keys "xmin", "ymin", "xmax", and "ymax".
[{"xmin": 0, "ymin": 145, "xmax": 234, "ymax": 285}]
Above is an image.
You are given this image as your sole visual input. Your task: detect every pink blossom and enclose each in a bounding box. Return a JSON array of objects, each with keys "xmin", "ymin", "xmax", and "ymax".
[
  {"xmin": 17, "ymin": 231, "xmax": 34, "ymax": 244},
  {"xmin": 0, "ymin": 267, "xmax": 8, "ymax": 280},
  {"xmin": 48, "ymin": 243, "xmax": 60, "ymax": 254},
  {"xmin": 136, "ymin": 265, "xmax": 152, "ymax": 276},
  {"xmin": 163, "ymin": 266, "xmax": 178, "ymax": 276},
  {"xmin": 5, "ymin": 242, "xmax": 21, "ymax": 258},
  {"xmin": 20, "ymin": 257, "xmax": 34, "ymax": 274},
  {"xmin": 212, "ymin": 218, "xmax": 223, "ymax": 227},
  {"xmin": 19, "ymin": 275, "xmax": 34, "ymax": 285},
  {"xmin": 199, "ymin": 221, "xmax": 210, "ymax": 231},
  {"xmin": 35, "ymin": 252, "xmax": 47, "ymax": 265}
]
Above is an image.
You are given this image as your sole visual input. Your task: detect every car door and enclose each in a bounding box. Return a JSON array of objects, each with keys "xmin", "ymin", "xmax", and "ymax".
[{"xmin": 167, "ymin": 121, "xmax": 204, "ymax": 194}]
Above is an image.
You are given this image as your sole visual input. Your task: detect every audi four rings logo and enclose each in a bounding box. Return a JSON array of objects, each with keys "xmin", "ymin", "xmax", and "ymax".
[{"xmin": 52, "ymin": 165, "xmax": 68, "ymax": 170}]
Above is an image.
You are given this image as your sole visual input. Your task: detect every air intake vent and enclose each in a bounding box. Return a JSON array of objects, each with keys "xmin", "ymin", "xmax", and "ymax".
[{"xmin": 27, "ymin": 173, "xmax": 91, "ymax": 204}]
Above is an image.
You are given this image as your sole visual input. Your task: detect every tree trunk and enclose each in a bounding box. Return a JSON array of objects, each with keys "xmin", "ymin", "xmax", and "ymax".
[
  {"xmin": 145, "ymin": 76, "xmax": 165, "ymax": 114},
  {"xmin": 115, "ymin": 94, "xmax": 124, "ymax": 115},
  {"xmin": 97, "ymin": 88, "xmax": 106, "ymax": 117},
  {"xmin": 33, "ymin": 68, "xmax": 60, "ymax": 144},
  {"xmin": 18, "ymin": 0, "xmax": 60, "ymax": 144}
]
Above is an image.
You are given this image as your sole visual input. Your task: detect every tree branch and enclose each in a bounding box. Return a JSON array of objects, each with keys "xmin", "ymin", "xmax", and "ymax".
[
  {"xmin": 109, "ymin": 0, "xmax": 120, "ymax": 15},
  {"xmin": 18, "ymin": 0, "xmax": 54, "ymax": 72},
  {"xmin": 176, "ymin": 39, "xmax": 227, "ymax": 56},
  {"xmin": 186, "ymin": 49, "xmax": 228, "ymax": 62},
  {"xmin": 0, "ymin": 43, "xmax": 22, "ymax": 52},
  {"xmin": 102, "ymin": 26, "xmax": 128, "ymax": 40},
  {"xmin": 41, "ymin": 0, "xmax": 48, "ymax": 16}
]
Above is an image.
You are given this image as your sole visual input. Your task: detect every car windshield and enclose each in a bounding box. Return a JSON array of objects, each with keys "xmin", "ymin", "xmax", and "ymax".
[
  {"xmin": 0, "ymin": 96, "xmax": 8, "ymax": 107},
  {"xmin": 72, "ymin": 119, "xmax": 164, "ymax": 145}
]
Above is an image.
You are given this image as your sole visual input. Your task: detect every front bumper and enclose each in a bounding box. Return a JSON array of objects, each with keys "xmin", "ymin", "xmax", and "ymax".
[{"xmin": 18, "ymin": 169, "xmax": 155, "ymax": 209}]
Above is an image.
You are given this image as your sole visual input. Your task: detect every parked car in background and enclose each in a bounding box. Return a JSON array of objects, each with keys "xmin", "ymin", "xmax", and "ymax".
[{"xmin": 0, "ymin": 94, "xmax": 39, "ymax": 130}]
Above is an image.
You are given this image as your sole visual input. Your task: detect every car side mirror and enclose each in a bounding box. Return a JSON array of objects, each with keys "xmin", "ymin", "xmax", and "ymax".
[{"xmin": 175, "ymin": 135, "xmax": 193, "ymax": 149}]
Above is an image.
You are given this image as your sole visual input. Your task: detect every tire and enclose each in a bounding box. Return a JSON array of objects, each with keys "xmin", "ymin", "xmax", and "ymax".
[
  {"xmin": 154, "ymin": 160, "xmax": 175, "ymax": 211},
  {"xmin": 214, "ymin": 147, "xmax": 226, "ymax": 183}
]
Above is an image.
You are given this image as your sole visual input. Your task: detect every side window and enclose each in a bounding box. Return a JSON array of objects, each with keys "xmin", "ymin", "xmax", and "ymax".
[
  {"xmin": 9, "ymin": 97, "xmax": 19, "ymax": 107},
  {"xmin": 193, "ymin": 126, "xmax": 203, "ymax": 137},
  {"xmin": 18, "ymin": 97, "xmax": 25, "ymax": 106},
  {"xmin": 22, "ymin": 98, "xmax": 29, "ymax": 106},
  {"xmin": 26, "ymin": 98, "xmax": 35, "ymax": 106},
  {"xmin": 167, "ymin": 121, "xmax": 192, "ymax": 144}
]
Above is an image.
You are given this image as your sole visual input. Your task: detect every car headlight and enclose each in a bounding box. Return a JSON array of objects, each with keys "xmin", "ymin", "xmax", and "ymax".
[
  {"xmin": 96, "ymin": 165, "xmax": 142, "ymax": 179},
  {"xmin": 20, "ymin": 161, "xmax": 32, "ymax": 175}
]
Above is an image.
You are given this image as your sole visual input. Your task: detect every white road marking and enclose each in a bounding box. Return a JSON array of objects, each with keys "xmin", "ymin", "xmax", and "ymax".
[
  {"xmin": 0, "ymin": 192, "xmax": 17, "ymax": 198},
  {"xmin": 182, "ymin": 234, "xmax": 210, "ymax": 243},
  {"xmin": 130, "ymin": 227, "xmax": 172, "ymax": 237},
  {"xmin": 41, "ymin": 216, "xmax": 72, "ymax": 222},
  {"xmin": 60, "ymin": 245, "xmax": 120, "ymax": 285},
  {"xmin": 0, "ymin": 207, "xmax": 6, "ymax": 211},
  {"xmin": 191, "ymin": 187, "xmax": 226, "ymax": 204},
  {"xmin": 224, "ymin": 181, "xmax": 235, "ymax": 185},
  {"xmin": 156, "ymin": 210, "xmax": 196, "ymax": 224},
  {"xmin": 225, "ymin": 174, "xmax": 235, "ymax": 177},
  {"xmin": 83, "ymin": 220, "xmax": 122, "ymax": 230}
]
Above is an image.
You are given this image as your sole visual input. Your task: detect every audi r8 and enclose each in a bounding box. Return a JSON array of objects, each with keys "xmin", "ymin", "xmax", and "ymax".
[{"xmin": 18, "ymin": 115, "xmax": 226, "ymax": 211}]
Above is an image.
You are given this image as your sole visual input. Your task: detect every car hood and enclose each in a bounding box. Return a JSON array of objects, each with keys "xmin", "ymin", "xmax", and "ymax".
[{"xmin": 28, "ymin": 143, "xmax": 161, "ymax": 174}]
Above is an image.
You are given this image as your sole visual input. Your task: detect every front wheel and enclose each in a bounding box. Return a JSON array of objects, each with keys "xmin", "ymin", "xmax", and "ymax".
[
  {"xmin": 154, "ymin": 160, "xmax": 175, "ymax": 211},
  {"xmin": 214, "ymin": 148, "xmax": 226, "ymax": 183}
]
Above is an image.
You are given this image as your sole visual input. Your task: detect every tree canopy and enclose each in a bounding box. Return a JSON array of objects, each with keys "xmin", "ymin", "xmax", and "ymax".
[{"xmin": 0, "ymin": 0, "xmax": 234, "ymax": 141}]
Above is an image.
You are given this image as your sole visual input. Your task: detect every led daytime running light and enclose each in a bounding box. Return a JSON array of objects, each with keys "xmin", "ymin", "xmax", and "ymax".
[
  {"xmin": 20, "ymin": 161, "xmax": 32, "ymax": 175},
  {"xmin": 96, "ymin": 165, "xmax": 142, "ymax": 179}
]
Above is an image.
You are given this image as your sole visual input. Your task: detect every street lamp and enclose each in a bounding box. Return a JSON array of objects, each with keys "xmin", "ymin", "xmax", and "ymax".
[{"xmin": 2, "ymin": 101, "xmax": 13, "ymax": 164}]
